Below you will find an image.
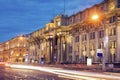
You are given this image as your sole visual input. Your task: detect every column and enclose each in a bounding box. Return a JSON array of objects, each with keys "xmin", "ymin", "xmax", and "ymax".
[
  {"xmin": 57, "ymin": 37, "xmax": 60, "ymax": 63},
  {"xmin": 60, "ymin": 36, "xmax": 63, "ymax": 63},
  {"xmin": 79, "ymin": 35, "xmax": 82, "ymax": 61},
  {"xmin": 86, "ymin": 33, "xmax": 90, "ymax": 58},
  {"xmin": 66, "ymin": 35, "xmax": 69, "ymax": 62},
  {"xmin": 116, "ymin": 16, "xmax": 120, "ymax": 62},
  {"xmin": 72, "ymin": 36, "xmax": 75, "ymax": 63},
  {"xmin": 40, "ymin": 40, "xmax": 43, "ymax": 63},
  {"xmin": 49, "ymin": 39, "xmax": 52, "ymax": 63}
]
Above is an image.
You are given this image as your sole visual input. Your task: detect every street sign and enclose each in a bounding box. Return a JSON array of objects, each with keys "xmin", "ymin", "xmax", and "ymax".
[
  {"xmin": 97, "ymin": 53, "xmax": 103, "ymax": 58},
  {"xmin": 97, "ymin": 49, "xmax": 103, "ymax": 58}
]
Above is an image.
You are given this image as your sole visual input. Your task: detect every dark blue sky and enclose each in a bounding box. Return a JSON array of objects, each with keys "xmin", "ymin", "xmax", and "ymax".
[{"xmin": 0, "ymin": 0, "xmax": 103, "ymax": 42}]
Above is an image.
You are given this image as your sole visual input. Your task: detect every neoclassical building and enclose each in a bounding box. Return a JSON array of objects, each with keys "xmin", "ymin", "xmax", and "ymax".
[
  {"xmin": 0, "ymin": 35, "xmax": 28, "ymax": 62},
  {"xmin": 28, "ymin": 0, "xmax": 120, "ymax": 64},
  {"xmin": 28, "ymin": 15, "xmax": 70, "ymax": 63}
]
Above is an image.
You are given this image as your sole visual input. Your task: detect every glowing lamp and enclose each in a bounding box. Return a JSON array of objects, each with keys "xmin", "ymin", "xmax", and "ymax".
[{"xmin": 92, "ymin": 14, "xmax": 99, "ymax": 20}]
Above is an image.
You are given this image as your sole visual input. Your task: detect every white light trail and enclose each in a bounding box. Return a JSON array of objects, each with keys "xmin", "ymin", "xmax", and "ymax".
[{"xmin": 6, "ymin": 64, "xmax": 120, "ymax": 80}]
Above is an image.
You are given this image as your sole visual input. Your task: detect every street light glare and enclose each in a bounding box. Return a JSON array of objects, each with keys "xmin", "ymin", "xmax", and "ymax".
[{"xmin": 92, "ymin": 14, "xmax": 99, "ymax": 20}]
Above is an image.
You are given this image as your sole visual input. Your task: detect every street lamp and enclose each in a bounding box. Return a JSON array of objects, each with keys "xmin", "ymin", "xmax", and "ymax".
[
  {"xmin": 92, "ymin": 14, "xmax": 99, "ymax": 20},
  {"xmin": 92, "ymin": 14, "xmax": 107, "ymax": 71}
]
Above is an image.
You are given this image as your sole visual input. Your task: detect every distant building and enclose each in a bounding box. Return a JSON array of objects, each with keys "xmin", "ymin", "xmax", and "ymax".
[{"xmin": 0, "ymin": 35, "xmax": 28, "ymax": 62}]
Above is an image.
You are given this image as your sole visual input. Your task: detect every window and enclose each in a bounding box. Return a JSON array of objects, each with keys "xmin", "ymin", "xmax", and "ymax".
[
  {"xmin": 75, "ymin": 45, "xmax": 79, "ymax": 52},
  {"xmin": 75, "ymin": 28, "xmax": 79, "ymax": 33},
  {"xmin": 90, "ymin": 44, "xmax": 95, "ymax": 50},
  {"xmin": 85, "ymin": 35, "xmax": 87, "ymax": 40},
  {"xmin": 99, "ymin": 30, "xmax": 104, "ymax": 38},
  {"xmin": 82, "ymin": 34, "xmax": 87, "ymax": 41},
  {"xmin": 57, "ymin": 21, "xmax": 61, "ymax": 27},
  {"xmin": 109, "ymin": 28, "xmax": 116, "ymax": 36},
  {"xmin": 110, "ymin": 41, "xmax": 116, "ymax": 48},
  {"xmin": 82, "ymin": 25, "xmax": 87, "ymax": 31},
  {"xmin": 75, "ymin": 36, "xmax": 79, "ymax": 42},
  {"xmin": 90, "ymin": 32, "xmax": 95, "ymax": 39},
  {"xmin": 113, "ymin": 27, "xmax": 116, "ymax": 35},
  {"xmin": 113, "ymin": 16, "xmax": 117, "ymax": 22},
  {"xmin": 109, "ymin": 16, "xmax": 117, "ymax": 23},
  {"xmin": 109, "ymin": 17, "xmax": 112, "ymax": 23},
  {"xmin": 75, "ymin": 55, "xmax": 79, "ymax": 63},
  {"xmin": 117, "ymin": 0, "xmax": 120, "ymax": 8}
]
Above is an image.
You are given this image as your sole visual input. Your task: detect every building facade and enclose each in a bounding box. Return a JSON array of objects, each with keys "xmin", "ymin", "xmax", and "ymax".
[
  {"xmin": 28, "ymin": 0, "xmax": 120, "ymax": 64},
  {"xmin": 0, "ymin": 35, "xmax": 28, "ymax": 62},
  {"xmin": 28, "ymin": 15, "xmax": 69, "ymax": 63},
  {"xmin": 69, "ymin": 0, "xmax": 120, "ymax": 63}
]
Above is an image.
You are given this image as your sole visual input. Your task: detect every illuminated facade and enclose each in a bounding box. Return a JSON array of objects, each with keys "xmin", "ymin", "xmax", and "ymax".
[
  {"xmin": 68, "ymin": 0, "xmax": 120, "ymax": 63},
  {"xmin": 0, "ymin": 35, "xmax": 28, "ymax": 62},
  {"xmin": 28, "ymin": 15, "xmax": 70, "ymax": 63},
  {"xmin": 28, "ymin": 0, "xmax": 120, "ymax": 64}
]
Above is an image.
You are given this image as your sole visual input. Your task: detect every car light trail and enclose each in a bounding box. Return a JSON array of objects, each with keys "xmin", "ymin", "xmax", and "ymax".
[{"xmin": 6, "ymin": 64, "xmax": 120, "ymax": 80}]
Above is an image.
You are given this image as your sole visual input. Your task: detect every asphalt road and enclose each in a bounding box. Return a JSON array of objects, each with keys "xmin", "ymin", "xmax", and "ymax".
[
  {"xmin": 0, "ymin": 66, "xmax": 69, "ymax": 80},
  {"xmin": 0, "ymin": 64, "xmax": 120, "ymax": 80}
]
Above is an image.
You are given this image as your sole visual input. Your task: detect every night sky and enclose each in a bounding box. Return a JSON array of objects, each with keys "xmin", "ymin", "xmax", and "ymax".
[{"xmin": 0, "ymin": 0, "xmax": 103, "ymax": 42}]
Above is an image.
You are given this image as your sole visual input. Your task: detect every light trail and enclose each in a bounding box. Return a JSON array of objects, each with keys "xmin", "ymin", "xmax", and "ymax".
[
  {"xmin": 6, "ymin": 64, "xmax": 120, "ymax": 80},
  {"xmin": 9, "ymin": 64, "xmax": 99, "ymax": 80}
]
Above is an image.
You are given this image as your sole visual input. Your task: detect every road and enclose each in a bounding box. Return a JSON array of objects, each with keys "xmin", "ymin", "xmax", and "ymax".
[
  {"xmin": 0, "ymin": 65, "xmax": 67, "ymax": 80},
  {"xmin": 1, "ymin": 64, "xmax": 120, "ymax": 80}
]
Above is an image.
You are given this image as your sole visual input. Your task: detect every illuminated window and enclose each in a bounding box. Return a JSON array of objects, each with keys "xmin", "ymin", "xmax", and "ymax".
[
  {"xmin": 75, "ymin": 45, "xmax": 79, "ymax": 52},
  {"xmin": 109, "ymin": 28, "xmax": 116, "ymax": 36},
  {"xmin": 110, "ymin": 41, "xmax": 116, "ymax": 48},
  {"xmin": 90, "ymin": 43, "xmax": 95, "ymax": 50},
  {"xmin": 56, "ymin": 21, "xmax": 61, "ymax": 27}
]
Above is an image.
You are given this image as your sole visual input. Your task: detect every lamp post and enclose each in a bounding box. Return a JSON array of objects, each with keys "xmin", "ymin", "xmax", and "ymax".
[{"xmin": 92, "ymin": 14, "xmax": 107, "ymax": 71}]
